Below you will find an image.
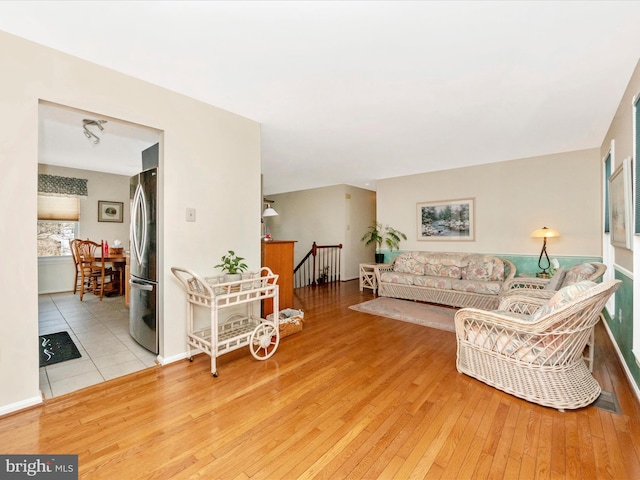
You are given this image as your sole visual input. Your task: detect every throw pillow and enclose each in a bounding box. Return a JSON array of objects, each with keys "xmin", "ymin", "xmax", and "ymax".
[
  {"xmin": 562, "ymin": 263, "xmax": 597, "ymax": 287},
  {"xmin": 393, "ymin": 253, "xmax": 424, "ymax": 275},
  {"xmin": 532, "ymin": 280, "xmax": 596, "ymax": 320}
]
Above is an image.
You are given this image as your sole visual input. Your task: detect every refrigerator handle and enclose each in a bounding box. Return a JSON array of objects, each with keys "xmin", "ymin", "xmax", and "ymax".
[
  {"xmin": 131, "ymin": 183, "xmax": 141, "ymax": 265},
  {"xmin": 131, "ymin": 183, "xmax": 148, "ymax": 267},
  {"xmin": 139, "ymin": 185, "xmax": 148, "ymax": 263},
  {"xmin": 129, "ymin": 279, "xmax": 154, "ymax": 291}
]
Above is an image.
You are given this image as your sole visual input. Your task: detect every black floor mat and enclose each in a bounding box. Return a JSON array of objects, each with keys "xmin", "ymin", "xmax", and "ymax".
[{"xmin": 39, "ymin": 331, "xmax": 82, "ymax": 367}]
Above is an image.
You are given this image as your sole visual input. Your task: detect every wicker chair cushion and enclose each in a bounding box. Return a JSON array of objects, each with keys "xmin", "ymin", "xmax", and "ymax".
[
  {"xmin": 562, "ymin": 263, "xmax": 597, "ymax": 287},
  {"xmin": 544, "ymin": 267, "xmax": 566, "ymax": 290},
  {"xmin": 461, "ymin": 254, "xmax": 506, "ymax": 282},
  {"xmin": 466, "ymin": 323, "xmax": 547, "ymax": 364},
  {"xmin": 532, "ymin": 280, "xmax": 596, "ymax": 320}
]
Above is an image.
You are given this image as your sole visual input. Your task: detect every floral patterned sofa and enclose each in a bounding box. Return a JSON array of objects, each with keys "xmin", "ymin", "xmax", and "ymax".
[{"xmin": 375, "ymin": 252, "xmax": 516, "ymax": 310}]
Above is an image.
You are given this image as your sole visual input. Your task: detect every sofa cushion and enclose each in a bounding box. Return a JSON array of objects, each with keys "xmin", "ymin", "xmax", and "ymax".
[
  {"xmin": 451, "ymin": 279, "xmax": 502, "ymax": 295},
  {"xmin": 461, "ymin": 254, "xmax": 505, "ymax": 282},
  {"xmin": 422, "ymin": 252, "xmax": 466, "ymax": 278},
  {"xmin": 393, "ymin": 252, "xmax": 425, "ymax": 275},
  {"xmin": 380, "ymin": 271, "xmax": 416, "ymax": 285},
  {"xmin": 531, "ymin": 280, "xmax": 596, "ymax": 320},
  {"xmin": 413, "ymin": 275, "xmax": 453, "ymax": 289}
]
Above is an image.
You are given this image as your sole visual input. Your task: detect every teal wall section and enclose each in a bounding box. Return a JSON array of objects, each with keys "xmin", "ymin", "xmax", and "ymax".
[
  {"xmin": 604, "ymin": 270, "xmax": 640, "ymax": 386},
  {"xmin": 379, "ymin": 250, "xmax": 601, "ymax": 276},
  {"xmin": 499, "ymin": 255, "xmax": 602, "ymax": 277}
]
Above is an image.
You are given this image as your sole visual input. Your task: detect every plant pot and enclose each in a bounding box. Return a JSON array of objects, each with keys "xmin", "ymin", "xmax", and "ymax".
[
  {"xmin": 375, "ymin": 253, "xmax": 385, "ymax": 264},
  {"xmin": 224, "ymin": 273, "xmax": 242, "ymax": 283}
]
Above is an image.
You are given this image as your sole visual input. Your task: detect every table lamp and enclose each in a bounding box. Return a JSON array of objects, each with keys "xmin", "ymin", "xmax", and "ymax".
[{"xmin": 530, "ymin": 226, "xmax": 560, "ymax": 278}]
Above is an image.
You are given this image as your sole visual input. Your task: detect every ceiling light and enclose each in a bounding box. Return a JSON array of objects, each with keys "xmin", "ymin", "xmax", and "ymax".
[
  {"xmin": 82, "ymin": 119, "xmax": 107, "ymax": 144},
  {"xmin": 262, "ymin": 204, "xmax": 278, "ymax": 217}
]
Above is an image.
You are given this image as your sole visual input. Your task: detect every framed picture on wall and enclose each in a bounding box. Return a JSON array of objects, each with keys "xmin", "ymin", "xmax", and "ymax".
[
  {"xmin": 98, "ymin": 200, "xmax": 124, "ymax": 223},
  {"xmin": 417, "ymin": 198, "xmax": 475, "ymax": 241},
  {"xmin": 608, "ymin": 157, "xmax": 632, "ymax": 249}
]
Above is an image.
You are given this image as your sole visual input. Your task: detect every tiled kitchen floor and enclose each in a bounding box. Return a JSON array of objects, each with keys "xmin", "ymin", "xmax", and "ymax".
[{"xmin": 38, "ymin": 291, "xmax": 158, "ymax": 398}]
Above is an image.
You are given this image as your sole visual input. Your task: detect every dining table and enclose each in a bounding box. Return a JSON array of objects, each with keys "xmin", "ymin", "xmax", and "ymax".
[{"xmin": 101, "ymin": 252, "xmax": 129, "ymax": 295}]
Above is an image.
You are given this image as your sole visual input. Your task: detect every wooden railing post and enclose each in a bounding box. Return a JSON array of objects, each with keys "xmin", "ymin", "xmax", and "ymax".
[
  {"xmin": 294, "ymin": 242, "xmax": 342, "ymax": 288},
  {"xmin": 311, "ymin": 242, "xmax": 318, "ymax": 286}
]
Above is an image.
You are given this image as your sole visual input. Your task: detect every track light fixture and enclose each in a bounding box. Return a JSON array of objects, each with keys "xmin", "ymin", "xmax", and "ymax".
[{"xmin": 82, "ymin": 119, "xmax": 107, "ymax": 144}]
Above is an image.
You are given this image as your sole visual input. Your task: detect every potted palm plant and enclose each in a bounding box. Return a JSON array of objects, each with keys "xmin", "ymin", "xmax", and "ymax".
[
  {"xmin": 361, "ymin": 222, "xmax": 407, "ymax": 263},
  {"xmin": 214, "ymin": 250, "xmax": 248, "ymax": 282}
]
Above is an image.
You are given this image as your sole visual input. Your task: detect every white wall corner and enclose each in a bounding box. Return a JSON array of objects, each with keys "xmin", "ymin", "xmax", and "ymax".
[{"xmin": 0, "ymin": 395, "xmax": 42, "ymax": 417}]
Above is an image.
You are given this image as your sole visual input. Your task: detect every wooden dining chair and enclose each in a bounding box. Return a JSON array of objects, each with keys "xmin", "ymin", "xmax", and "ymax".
[
  {"xmin": 69, "ymin": 238, "xmax": 82, "ymax": 294},
  {"xmin": 73, "ymin": 239, "xmax": 116, "ymax": 301}
]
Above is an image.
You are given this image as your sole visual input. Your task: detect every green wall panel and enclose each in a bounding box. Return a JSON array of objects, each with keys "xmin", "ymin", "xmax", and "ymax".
[
  {"xmin": 604, "ymin": 270, "xmax": 639, "ymax": 387},
  {"xmin": 380, "ymin": 250, "xmax": 601, "ymax": 276}
]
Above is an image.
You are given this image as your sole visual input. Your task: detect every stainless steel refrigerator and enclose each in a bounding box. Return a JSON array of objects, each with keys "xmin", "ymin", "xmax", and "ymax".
[{"xmin": 129, "ymin": 160, "xmax": 159, "ymax": 354}]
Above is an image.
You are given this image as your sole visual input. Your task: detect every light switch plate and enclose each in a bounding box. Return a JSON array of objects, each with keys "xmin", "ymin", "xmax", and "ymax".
[{"xmin": 186, "ymin": 208, "xmax": 196, "ymax": 222}]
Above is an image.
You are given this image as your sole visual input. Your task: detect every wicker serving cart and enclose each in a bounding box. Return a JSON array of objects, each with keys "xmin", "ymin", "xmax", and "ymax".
[{"xmin": 171, "ymin": 266, "xmax": 280, "ymax": 377}]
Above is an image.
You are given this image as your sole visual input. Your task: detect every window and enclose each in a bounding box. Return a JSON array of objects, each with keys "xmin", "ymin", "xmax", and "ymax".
[{"xmin": 37, "ymin": 195, "xmax": 79, "ymax": 257}]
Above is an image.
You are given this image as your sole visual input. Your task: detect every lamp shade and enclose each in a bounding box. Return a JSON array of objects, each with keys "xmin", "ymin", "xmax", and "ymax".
[
  {"xmin": 262, "ymin": 204, "xmax": 278, "ymax": 217},
  {"xmin": 530, "ymin": 227, "xmax": 560, "ymax": 238}
]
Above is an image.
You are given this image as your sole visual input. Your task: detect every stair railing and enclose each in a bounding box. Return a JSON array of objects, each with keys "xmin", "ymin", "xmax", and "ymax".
[{"xmin": 294, "ymin": 242, "xmax": 343, "ymax": 288}]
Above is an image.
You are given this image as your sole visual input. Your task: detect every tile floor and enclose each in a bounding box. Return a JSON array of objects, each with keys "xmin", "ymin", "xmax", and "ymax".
[{"xmin": 38, "ymin": 291, "xmax": 158, "ymax": 398}]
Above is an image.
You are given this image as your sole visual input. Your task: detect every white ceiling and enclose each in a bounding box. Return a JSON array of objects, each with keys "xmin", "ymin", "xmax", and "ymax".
[
  {"xmin": 38, "ymin": 102, "xmax": 160, "ymax": 176},
  {"xmin": 2, "ymin": 1, "xmax": 640, "ymax": 193}
]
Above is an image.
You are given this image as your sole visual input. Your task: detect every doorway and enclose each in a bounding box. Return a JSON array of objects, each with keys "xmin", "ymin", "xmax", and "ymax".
[{"xmin": 37, "ymin": 101, "xmax": 161, "ymax": 398}]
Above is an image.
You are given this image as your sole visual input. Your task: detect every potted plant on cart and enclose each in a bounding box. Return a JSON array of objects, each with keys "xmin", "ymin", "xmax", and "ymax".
[
  {"xmin": 215, "ymin": 250, "xmax": 248, "ymax": 283},
  {"xmin": 361, "ymin": 222, "xmax": 407, "ymax": 263}
]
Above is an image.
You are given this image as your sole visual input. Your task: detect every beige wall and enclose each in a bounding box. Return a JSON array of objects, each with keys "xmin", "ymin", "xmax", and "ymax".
[
  {"xmin": 344, "ymin": 185, "xmax": 377, "ymax": 279},
  {"xmin": 377, "ymin": 148, "xmax": 602, "ymax": 258},
  {"xmin": 268, "ymin": 184, "xmax": 375, "ymax": 280},
  {"xmin": 0, "ymin": 32, "xmax": 261, "ymax": 414}
]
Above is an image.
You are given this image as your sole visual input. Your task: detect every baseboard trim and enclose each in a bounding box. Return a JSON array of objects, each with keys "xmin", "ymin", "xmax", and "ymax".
[
  {"xmin": 0, "ymin": 395, "xmax": 42, "ymax": 418},
  {"xmin": 157, "ymin": 351, "xmax": 189, "ymax": 365}
]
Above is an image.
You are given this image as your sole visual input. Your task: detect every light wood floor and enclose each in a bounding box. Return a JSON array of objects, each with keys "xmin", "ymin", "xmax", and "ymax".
[{"xmin": 2, "ymin": 280, "xmax": 640, "ymax": 479}]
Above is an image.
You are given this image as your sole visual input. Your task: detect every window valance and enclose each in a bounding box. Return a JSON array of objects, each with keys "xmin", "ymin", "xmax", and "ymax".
[{"xmin": 38, "ymin": 174, "xmax": 88, "ymax": 198}]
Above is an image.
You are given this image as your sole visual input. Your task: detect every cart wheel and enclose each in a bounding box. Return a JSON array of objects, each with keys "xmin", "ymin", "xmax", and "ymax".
[
  {"xmin": 189, "ymin": 356, "xmax": 194, "ymax": 362},
  {"xmin": 213, "ymin": 371, "xmax": 218, "ymax": 377},
  {"xmin": 250, "ymin": 322, "xmax": 279, "ymax": 360}
]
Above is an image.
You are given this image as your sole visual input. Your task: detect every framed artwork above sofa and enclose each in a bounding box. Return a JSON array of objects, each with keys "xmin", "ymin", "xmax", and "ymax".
[{"xmin": 417, "ymin": 198, "xmax": 475, "ymax": 241}]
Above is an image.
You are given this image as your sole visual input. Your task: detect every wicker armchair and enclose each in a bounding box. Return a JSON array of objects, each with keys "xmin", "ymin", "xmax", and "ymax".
[
  {"xmin": 502, "ymin": 262, "xmax": 606, "ymax": 299},
  {"xmin": 455, "ymin": 279, "xmax": 620, "ymax": 411},
  {"xmin": 500, "ymin": 262, "xmax": 606, "ymax": 372}
]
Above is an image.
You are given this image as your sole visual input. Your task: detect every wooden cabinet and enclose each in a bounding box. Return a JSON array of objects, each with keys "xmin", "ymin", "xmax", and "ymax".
[{"xmin": 262, "ymin": 240, "xmax": 295, "ymax": 317}]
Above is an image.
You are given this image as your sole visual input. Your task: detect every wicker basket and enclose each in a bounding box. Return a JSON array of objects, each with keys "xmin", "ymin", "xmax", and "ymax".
[{"xmin": 268, "ymin": 309, "xmax": 304, "ymax": 338}]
